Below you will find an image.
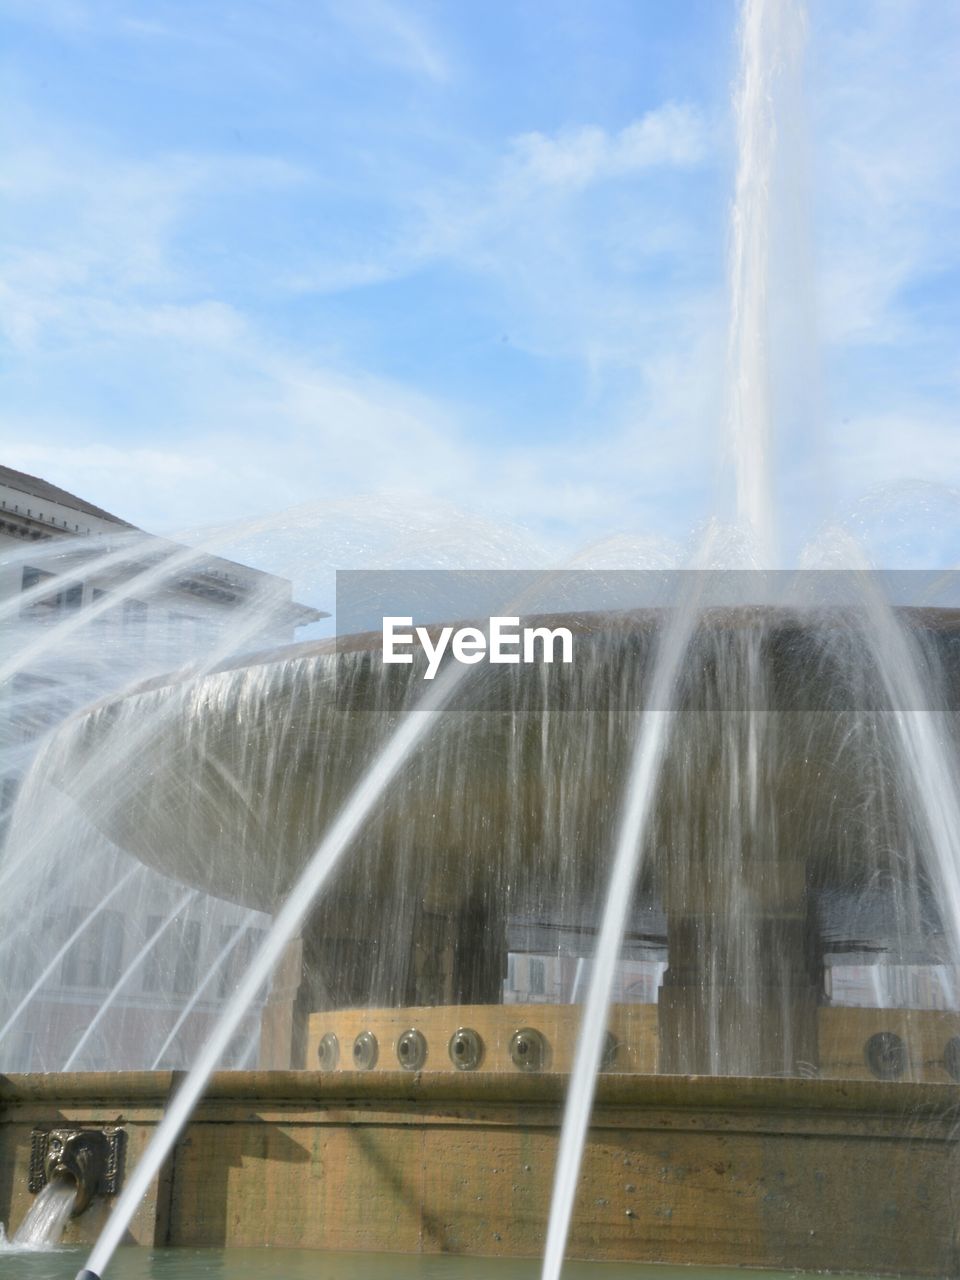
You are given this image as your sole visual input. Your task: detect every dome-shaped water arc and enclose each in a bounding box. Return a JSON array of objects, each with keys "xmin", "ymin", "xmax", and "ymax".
[{"xmin": 41, "ymin": 603, "xmax": 960, "ymax": 1079}]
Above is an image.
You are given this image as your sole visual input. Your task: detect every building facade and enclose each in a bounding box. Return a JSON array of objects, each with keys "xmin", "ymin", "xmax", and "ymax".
[{"xmin": 0, "ymin": 465, "xmax": 322, "ymax": 1072}]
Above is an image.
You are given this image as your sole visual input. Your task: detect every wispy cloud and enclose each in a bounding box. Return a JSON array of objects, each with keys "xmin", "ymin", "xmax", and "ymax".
[
  {"xmin": 509, "ymin": 104, "xmax": 707, "ymax": 189},
  {"xmin": 814, "ymin": 4, "xmax": 960, "ymax": 350},
  {"xmin": 321, "ymin": 0, "xmax": 451, "ymax": 83},
  {"xmin": 0, "ymin": 119, "xmax": 308, "ymax": 349},
  {"xmin": 0, "ymin": 70, "xmax": 722, "ymax": 562},
  {"xmin": 284, "ymin": 100, "xmax": 716, "ymax": 379},
  {"xmin": 3, "ymin": 1, "xmax": 960, "ymax": 575}
]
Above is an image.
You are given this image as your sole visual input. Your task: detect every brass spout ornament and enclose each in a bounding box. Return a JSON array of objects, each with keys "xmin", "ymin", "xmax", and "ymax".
[{"xmin": 29, "ymin": 1127, "xmax": 126, "ymax": 1217}]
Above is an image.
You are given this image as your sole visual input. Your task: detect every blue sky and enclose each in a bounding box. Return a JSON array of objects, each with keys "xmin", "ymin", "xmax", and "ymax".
[{"xmin": 2, "ymin": 1, "xmax": 959, "ymax": 582}]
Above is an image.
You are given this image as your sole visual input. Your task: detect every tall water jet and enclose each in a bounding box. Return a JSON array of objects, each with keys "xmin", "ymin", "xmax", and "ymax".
[
  {"xmin": 544, "ymin": 1, "xmax": 813, "ymax": 1265},
  {"xmin": 726, "ymin": 0, "xmax": 806, "ymax": 565}
]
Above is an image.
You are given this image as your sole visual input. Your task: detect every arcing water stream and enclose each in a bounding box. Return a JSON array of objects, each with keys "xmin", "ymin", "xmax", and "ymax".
[
  {"xmin": 540, "ymin": 573, "xmax": 706, "ymax": 1280},
  {"xmin": 76, "ymin": 657, "xmax": 473, "ymax": 1279},
  {"xmin": 62, "ymin": 890, "xmax": 198, "ymax": 1072},
  {"xmin": 0, "ymin": 866, "xmax": 142, "ymax": 1050},
  {"xmin": 11, "ymin": 1177, "xmax": 76, "ymax": 1249},
  {"xmin": 148, "ymin": 910, "xmax": 263, "ymax": 1071}
]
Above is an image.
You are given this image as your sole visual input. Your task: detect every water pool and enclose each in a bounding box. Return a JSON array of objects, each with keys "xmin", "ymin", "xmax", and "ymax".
[{"xmin": 0, "ymin": 1250, "xmax": 907, "ymax": 1280}]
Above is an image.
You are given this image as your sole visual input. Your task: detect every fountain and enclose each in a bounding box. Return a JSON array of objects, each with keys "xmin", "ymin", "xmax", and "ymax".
[
  {"xmin": 1, "ymin": 0, "xmax": 959, "ymax": 1276},
  {"xmin": 2, "ymin": 574, "xmax": 959, "ymax": 1275}
]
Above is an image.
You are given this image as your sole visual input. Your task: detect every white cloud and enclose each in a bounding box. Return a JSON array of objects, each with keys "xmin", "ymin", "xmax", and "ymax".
[
  {"xmin": 836, "ymin": 411, "xmax": 960, "ymax": 487},
  {"xmin": 256, "ymin": 97, "xmax": 717, "ymax": 388},
  {"xmin": 0, "ymin": 74, "xmax": 722, "ymax": 568},
  {"xmin": 14, "ymin": 5, "xmax": 960, "ymax": 573},
  {"xmin": 0, "ymin": 127, "xmax": 309, "ymax": 350},
  {"xmin": 509, "ymin": 104, "xmax": 707, "ymax": 190},
  {"xmin": 280, "ymin": 103, "xmax": 710, "ymax": 303},
  {"xmin": 0, "ymin": 297, "xmax": 718, "ymax": 563},
  {"xmin": 813, "ymin": 4, "xmax": 960, "ymax": 349},
  {"xmin": 0, "ymin": 325, "xmax": 484, "ymax": 535}
]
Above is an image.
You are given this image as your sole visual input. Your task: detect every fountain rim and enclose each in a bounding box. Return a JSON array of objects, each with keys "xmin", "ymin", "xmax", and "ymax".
[
  {"xmin": 2, "ymin": 1067, "xmax": 955, "ymax": 1117},
  {"xmin": 71, "ymin": 602, "xmax": 960, "ymax": 711}
]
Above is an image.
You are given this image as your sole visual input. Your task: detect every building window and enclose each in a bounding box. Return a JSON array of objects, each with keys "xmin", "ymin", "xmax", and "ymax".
[
  {"xmin": 167, "ymin": 612, "xmax": 210, "ymax": 656},
  {"xmin": 89, "ymin": 587, "xmax": 111, "ymax": 625},
  {"xmin": 22, "ymin": 564, "xmax": 53, "ymax": 593},
  {"xmin": 0, "ymin": 774, "xmax": 18, "ymax": 816},
  {"xmin": 60, "ymin": 909, "xmax": 124, "ymax": 989},
  {"xmin": 218, "ymin": 926, "xmax": 266, "ymax": 998},
  {"xmin": 529, "ymin": 957, "xmax": 545, "ymax": 996},
  {"xmin": 123, "ymin": 599, "xmax": 148, "ymax": 628},
  {"xmin": 142, "ymin": 917, "xmax": 201, "ymax": 995},
  {"xmin": 21, "ymin": 566, "xmax": 82, "ymax": 615},
  {"xmin": 5, "ymin": 1031, "xmax": 34, "ymax": 1072}
]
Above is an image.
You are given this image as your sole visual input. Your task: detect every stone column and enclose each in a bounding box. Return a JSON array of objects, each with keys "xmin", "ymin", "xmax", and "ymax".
[
  {"xmin": 451, "ymin": 896, "xmax": 507, "ymax": 1005},
  {"xmin": 656, "ymin": 824, "xmax": 823, "ymax": 1077},
  {"xmin": 657, "ymin": 912, "xmax": 822, "ymax": 1076},
  {"xmin": 258, "ymin": 886, "xmax": 508, "ymax": 1069},
  {"xmin": 258, "ymin": 936, "xmax": 310, "ymax": 1069}
]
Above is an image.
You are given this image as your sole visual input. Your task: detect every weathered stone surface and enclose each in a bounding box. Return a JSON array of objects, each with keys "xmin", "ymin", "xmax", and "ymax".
[
  {"xmin": 305, "ymin": 1003, "xmax": 960, "ymax": 1082},
  {"xmin": 305, "ymin": 1003, "xmax": 659, "ymax": 1075},
  {"xmin": 2, "ymin": 1069, "xmax": 958, "ymax": 1273}
]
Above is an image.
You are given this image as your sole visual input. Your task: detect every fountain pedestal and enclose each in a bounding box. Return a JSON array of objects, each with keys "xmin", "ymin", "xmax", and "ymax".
[{"xmin": 658, "ymin": 915, "xmax": 822, "ymax": 1075}]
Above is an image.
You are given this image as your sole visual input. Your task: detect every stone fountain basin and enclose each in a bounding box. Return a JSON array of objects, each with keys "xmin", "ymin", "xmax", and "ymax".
[
  {"xmin": 44, "ymin": 606, "xmax": 960, "ymax": 918},
  {"xmin": 1, "ymin": 1069, "xmax": 957, "ymax": 1274}
]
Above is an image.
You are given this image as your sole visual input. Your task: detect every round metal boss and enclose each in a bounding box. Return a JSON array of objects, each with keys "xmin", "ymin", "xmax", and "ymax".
[
  {"xmin": 396, "ymin": 1028, "xmax": 427, "ymax": 1071},
  {"xmin": 449, "ymin": 1027, "xmax": 483, "ymax": 1070},
  {"xmin": 353, "ymin": 1030, "xmax": 378, "ymax": 1071},
  {"xmin": 864, "ymin": 1030, "xmax": 906, "ymax": 1080},
  {"xmin": 510, "ymin": 1026, "xmax": 546, "ymax": 1071},
  {"xmin": 317, "ymin": 1032, "xmax": 339, "ymax": 1071}
]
